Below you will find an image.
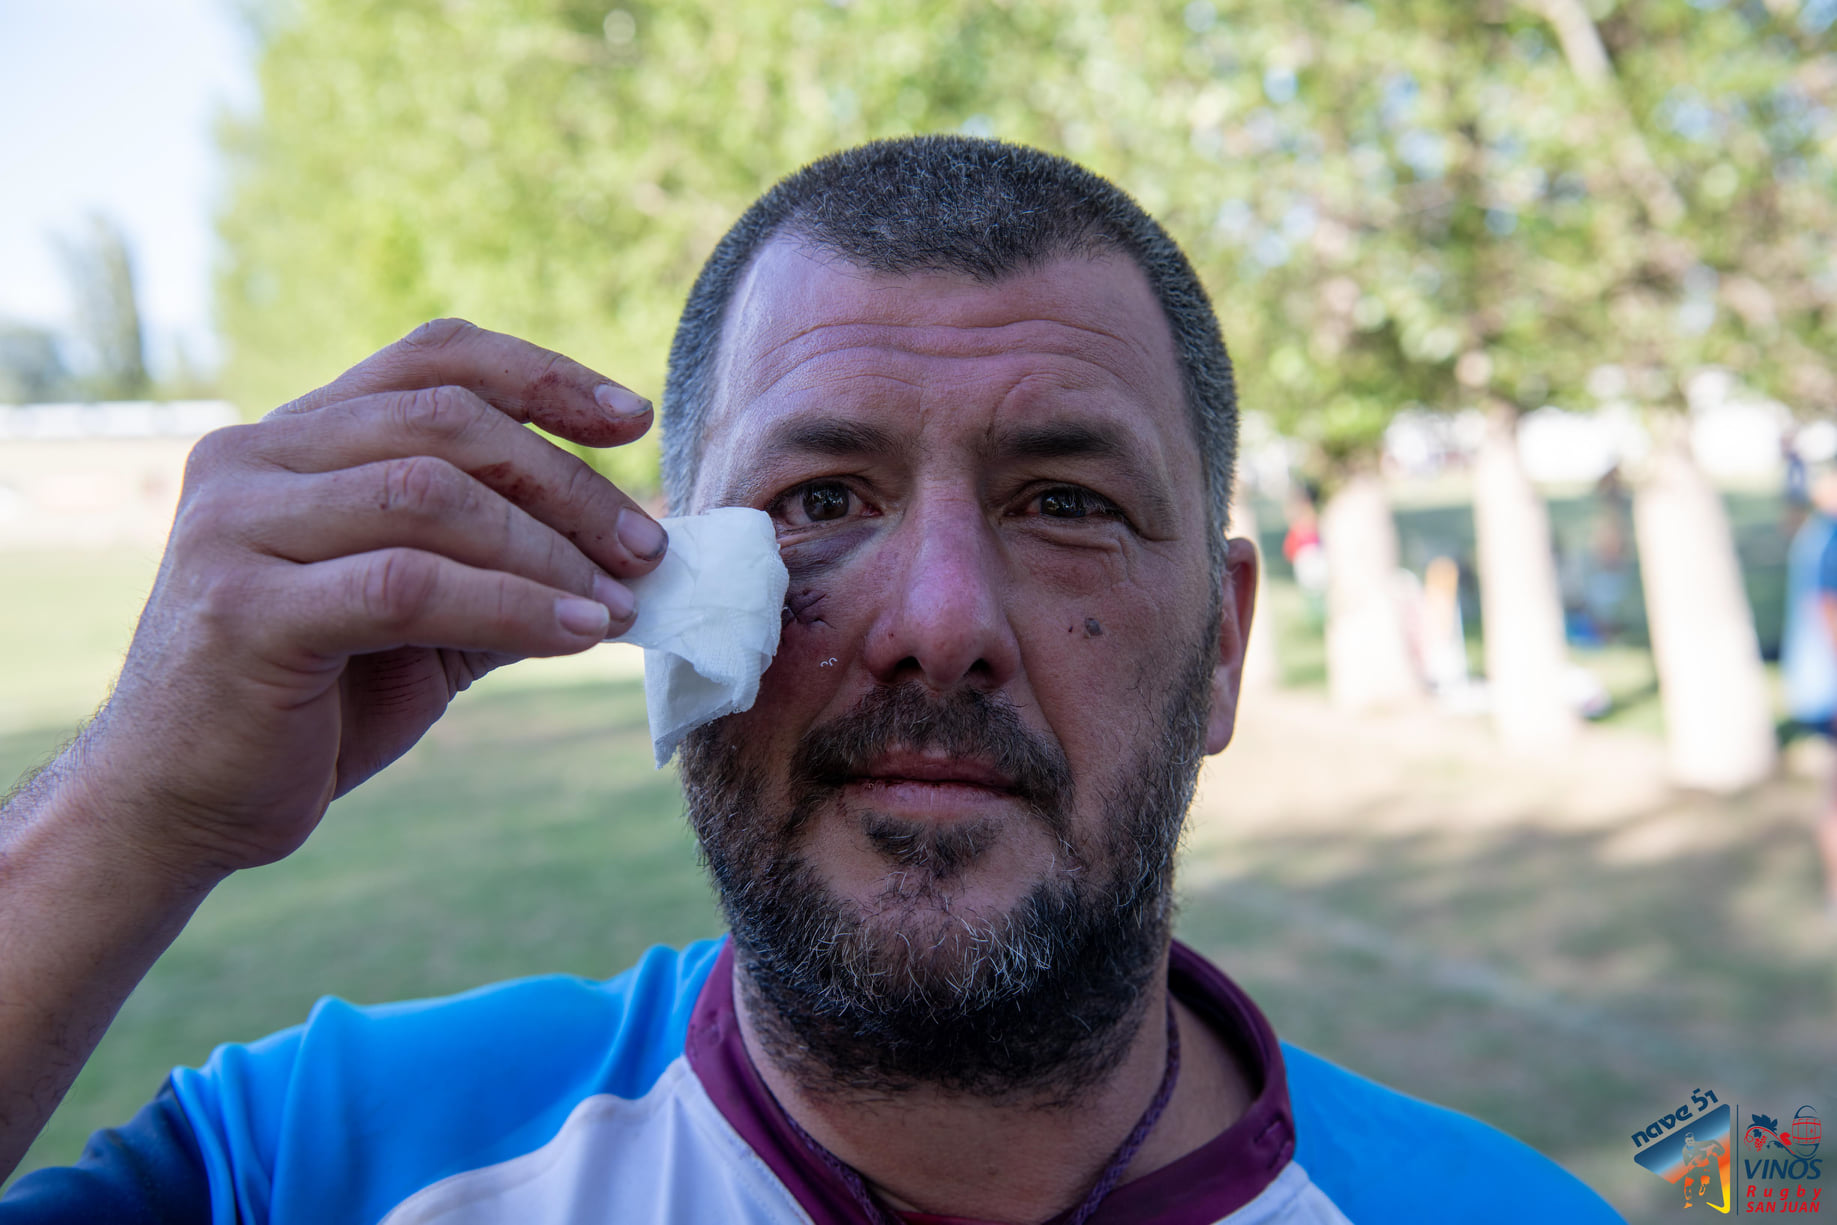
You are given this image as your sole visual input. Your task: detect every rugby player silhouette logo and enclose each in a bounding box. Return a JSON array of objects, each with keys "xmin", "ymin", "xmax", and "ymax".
[
  {"xmin": 1636, "ymin": 1104, "xmax": 1733, "ymax": 1213},
  {"xmin": 1746, "ymin": 1107, "xmax": 1821, "ymax": 1161}
]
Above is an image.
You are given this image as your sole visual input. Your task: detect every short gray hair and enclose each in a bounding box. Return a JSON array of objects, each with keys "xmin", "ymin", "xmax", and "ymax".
[{"xmin": 660, "ymin": 135, "xmax": 1238, "ymax": 574}]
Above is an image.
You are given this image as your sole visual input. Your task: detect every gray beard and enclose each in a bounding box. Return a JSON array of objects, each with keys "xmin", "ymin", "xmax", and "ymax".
[{"xmin": 679, "ymin": 629, "xmax": 1218, "ymax": 1103}]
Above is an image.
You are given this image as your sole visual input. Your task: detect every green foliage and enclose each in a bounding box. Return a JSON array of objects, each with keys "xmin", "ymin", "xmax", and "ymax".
[
  {"xmin": 218, "ymin": 0, "xmax": 1835, "ymax": 495},
  {"xmin": 1569, "ymin": 0, "xmax": 1837, "ymax": 416}
]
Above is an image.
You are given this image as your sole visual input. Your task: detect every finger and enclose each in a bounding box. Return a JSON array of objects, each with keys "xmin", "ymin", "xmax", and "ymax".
[
  {"xmin": 270, "ymin": 548, "xmax": 621, "ymax": 661},
  {"xmin": 270, "ymin": 318, "xmax": 652, "ymax": 449},
  {"xmin": 232, "ymin": 460, "xmax": 638, "ymax": 631},
  {"xmin": 244, "ymin": 384, "xmax": 668, "ymax": 576}
]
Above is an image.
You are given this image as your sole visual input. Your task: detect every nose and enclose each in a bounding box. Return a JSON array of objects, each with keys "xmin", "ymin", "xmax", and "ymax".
[{"xmin": 862, "ymin": 492, "xmax": 1020, "ymax": 694}]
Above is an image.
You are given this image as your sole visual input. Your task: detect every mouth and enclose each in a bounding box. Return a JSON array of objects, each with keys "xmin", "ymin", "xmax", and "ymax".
[{"xmin": 846, "ymin": 752, "xmax": 1020, "ymax": 816}]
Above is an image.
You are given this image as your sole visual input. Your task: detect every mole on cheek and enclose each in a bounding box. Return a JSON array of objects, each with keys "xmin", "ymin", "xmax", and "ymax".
[{"xmin": 1084, "ymin": 617, "xmax": 1104, "ymax": 638}]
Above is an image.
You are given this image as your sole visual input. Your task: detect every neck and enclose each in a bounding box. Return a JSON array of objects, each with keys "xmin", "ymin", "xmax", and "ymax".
[{"xmin": 733, "ymin": 944, "xmax": 1255, "ymax": 1224}]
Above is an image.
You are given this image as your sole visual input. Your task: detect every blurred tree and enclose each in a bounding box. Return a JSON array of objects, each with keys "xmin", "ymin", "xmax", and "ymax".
[
  {"xmin": 219, "ymin": 0, "xmax": 1832, "ymax": 758},
  {"xmin": 55, "ymin": 214, "xmax": 151, "ymax": 401},
  {"xmin": 0, "ymin": 325, "xmax": 72, "ymax": 404},
  {"xmin": 1523, "ymin": 0, "xmax": 1836, "ymax": 790},
  {"xmin": 1170, "ymin": 2, "xmax": 1447, "ymax": 714},
  {"xmin": 1157, "ymin": 2, "xmax": 1600, "ymax": 729}
]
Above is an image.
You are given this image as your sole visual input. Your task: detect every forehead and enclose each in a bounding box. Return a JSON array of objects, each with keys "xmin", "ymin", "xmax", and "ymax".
[{"xmin": 691, "ymin": 239, "xmax": 1193, "ymax": 504}]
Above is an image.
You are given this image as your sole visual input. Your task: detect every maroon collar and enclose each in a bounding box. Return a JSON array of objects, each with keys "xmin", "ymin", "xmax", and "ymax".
[{"xmin": 684, "ymin": 939, "xmax": 1296, "ymax": 1225}]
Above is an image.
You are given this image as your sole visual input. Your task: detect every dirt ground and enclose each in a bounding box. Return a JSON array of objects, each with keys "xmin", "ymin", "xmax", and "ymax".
[{"xmin": 1176, "ymin": 685, "xmax": 1835, "ymax": 1218}]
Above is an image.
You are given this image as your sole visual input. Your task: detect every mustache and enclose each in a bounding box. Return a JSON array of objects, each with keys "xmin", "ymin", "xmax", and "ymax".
[{"xmin": 786, "ymin": 682, "xmax": 1075, "ymax": 818}]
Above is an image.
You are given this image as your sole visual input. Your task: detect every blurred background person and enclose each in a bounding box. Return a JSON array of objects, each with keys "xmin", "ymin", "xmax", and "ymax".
[
  {"xmin": 1782, "ymin": 467, "xmax": 1837, "ymax": 914},
  {"xmin": 1281, "ymin": 480, "xmax": 1326, "ymax": 623}
]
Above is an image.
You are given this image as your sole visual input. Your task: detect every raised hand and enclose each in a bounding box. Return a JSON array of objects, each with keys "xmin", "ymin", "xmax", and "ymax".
[{"xmin": 83, "ymin": 318, "xmax": 667, "ymax": 884}]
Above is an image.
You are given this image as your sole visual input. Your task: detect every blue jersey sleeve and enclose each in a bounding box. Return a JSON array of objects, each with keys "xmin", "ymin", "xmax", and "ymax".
[
  {"xmin": 0, "ymin": 1081, "xmax": 210, "ymax": 1223},
  {"xmin": 172, "ymin": 939, "xmax": 718, "ymax": 1225},
  {"xmin": 1820, "ymin": 527, "xmax": 1837, "ymax": 597},
  {"xmin": 3, "ymin": 939, "xmax": 723, "ymax": 1225},
  {"xmin": 1285, "ymin": 1043, "xmax": 1625, "ymax": 1223}
]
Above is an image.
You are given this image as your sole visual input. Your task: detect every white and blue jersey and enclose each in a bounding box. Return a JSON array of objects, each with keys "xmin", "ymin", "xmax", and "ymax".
[{"xmin": 2, "ymin": 938, "xmax": 1621, "ymax": 1223}]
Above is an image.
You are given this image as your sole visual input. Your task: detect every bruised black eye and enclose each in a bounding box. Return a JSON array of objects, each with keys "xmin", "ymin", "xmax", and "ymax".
[{"xmin": 801, "ymin": 482, "xmax": 851, "ymax": 522}]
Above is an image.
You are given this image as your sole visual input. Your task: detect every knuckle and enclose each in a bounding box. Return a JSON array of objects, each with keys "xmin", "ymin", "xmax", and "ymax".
[
  {"xmin": 359, "ymin": 549, "xmax": 438, "ymax": 628},
  {"xmin": 378, "ymin": 454, "xmax": 461, "ymax": 518},
  {"xmin": 180, "ymin": 424, "xmax": 252, "ymax": 494},
  {"xmin": 392, "ymin": 384, "xmax": 480, "ymax": 443},
  {"xmin": 555, "ymin": 453, "xmax": 609, "ymax": 515},
  {"xmin": 493, "ymin": 487, "xmax": 527, "ymax": 555},
  {"xmin": 169, "ymin": 486, "xmax": 231, "ymax": 548},
  {"xmin": 532, "ymin": 348, "xmax": 577, "ymax": 389},
  {"xmin": 193, "ymin": 563, "xmax": 258, "ymax": 627},
  {"xmin": 537, "ymin": 525, "xmax": 590, "ymax": 593},
  {"xmin": 400, "ymin": 317, "xmax": 477, "ymax": 352},
  {"xmin": 488, "ymin": 574, "xmax": 526, "ymax": 636}
]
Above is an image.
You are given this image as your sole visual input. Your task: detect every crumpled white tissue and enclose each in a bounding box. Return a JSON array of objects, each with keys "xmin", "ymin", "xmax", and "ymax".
[{"xmin": 609, "ymin": 507, "xmax": 789, "ymax": 767}]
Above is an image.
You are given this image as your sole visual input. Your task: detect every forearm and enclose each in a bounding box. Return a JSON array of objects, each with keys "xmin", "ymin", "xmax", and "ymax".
[{"xmin": 0, "ymin": 738, "xmax": 222, "ymax": 1181}]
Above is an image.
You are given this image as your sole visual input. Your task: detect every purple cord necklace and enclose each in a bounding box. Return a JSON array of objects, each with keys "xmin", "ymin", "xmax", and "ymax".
[{"xmin": 782, "ymin": 999, "xmax": 1182, "ymax": 1225}]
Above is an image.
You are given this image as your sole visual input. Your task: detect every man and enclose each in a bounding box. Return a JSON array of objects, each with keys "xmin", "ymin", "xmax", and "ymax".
[
  {"xmin": 0, "ymin": 137, "xmax": 1618, "ymax": 1223},
  {"xmin": 1675, "ymin": 1131, "xmax": 1725, "ymax": 1209},
  {"xmin": 1782, "ymin": 467, "xmax": 1837, "ymax": 913}
]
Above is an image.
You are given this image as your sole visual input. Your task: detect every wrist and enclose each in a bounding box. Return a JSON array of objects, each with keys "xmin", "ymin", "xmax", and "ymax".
[{"xmin": 5, "ymin": 731, "xmax": 235, "ymax": 907}]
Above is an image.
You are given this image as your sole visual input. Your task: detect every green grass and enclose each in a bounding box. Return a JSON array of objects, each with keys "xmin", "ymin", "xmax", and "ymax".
[{"xmin": 0, "ymin": 547, "xmax": 164, "ymax": 734}]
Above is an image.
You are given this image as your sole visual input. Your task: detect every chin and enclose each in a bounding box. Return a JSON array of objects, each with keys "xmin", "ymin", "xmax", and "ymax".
[{"xmin": 837, "ymin": 886, "xmax": 1059, "ymax": 999}]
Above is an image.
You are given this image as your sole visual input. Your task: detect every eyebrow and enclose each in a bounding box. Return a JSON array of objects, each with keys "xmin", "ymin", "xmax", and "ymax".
[
  {"xmin": 757, "ymin": 417, "xmax": 900, "ymax": 459},
  {"xmin": 712, "ymin": 416, "xmax": 900, "ymax": 505}
]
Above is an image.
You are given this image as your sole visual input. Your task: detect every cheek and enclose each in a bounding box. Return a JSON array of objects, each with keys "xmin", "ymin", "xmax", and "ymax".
[
  {"xmin": 1014, "ymin": 561, "xmax": 1203, "ymax": 766},
  {"xmin": 775, "ymin": 523, "xmax": 881, "ymax": 644},
  {"xmin": 1012, "ymin": 534, "xmax": 1132, "ymax": 600},
  {"xmin": 749, "ymin": 526, "xmax": 887, "ymax": 709}
]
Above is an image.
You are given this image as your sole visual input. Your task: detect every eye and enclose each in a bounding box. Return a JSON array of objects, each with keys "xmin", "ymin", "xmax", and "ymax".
[
  {"xmin": 1031, "ymin": 486, "xmax": 1123, "ymax": 520},
  {"xmin": 772, "ymin": 480, "xmax": 862, "ymax": 529}
]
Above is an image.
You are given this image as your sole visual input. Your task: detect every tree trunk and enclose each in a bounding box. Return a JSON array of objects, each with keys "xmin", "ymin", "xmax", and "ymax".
[
  {"xmin": 1472, "ymin": 402, "xmax": 1580, "ymax": 751},
  {"xmin": 1322, "ymin": 470, "xmax": 1420, "ymax": 712},
  {"xmin": 1229, "ymin": 493, "xmax": 1281, "ymax": 693},
  {"xmin": 1632, "ymin": 415, "xmax": 1777, "ymax": 791}
]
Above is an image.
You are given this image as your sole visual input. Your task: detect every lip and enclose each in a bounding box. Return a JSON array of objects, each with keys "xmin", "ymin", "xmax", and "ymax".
[
  {"xmin": 853, "ymin": 752, "xmax": 1017, "ymax": 792},
  {"xmin": 844, "ymin": 753, "xmax": 1021, "ymax": 818}
]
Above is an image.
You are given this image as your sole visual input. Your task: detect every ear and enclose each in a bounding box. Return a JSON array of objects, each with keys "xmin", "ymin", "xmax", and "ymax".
[{"xmin": 1204, "ymin": 536, "xmax": 1261, "ymax": 756}]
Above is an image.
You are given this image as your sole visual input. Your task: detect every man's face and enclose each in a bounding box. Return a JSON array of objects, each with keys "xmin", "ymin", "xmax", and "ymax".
[
  {"xmin": 1813, "ymin": 469, "xmax": 1837, "ymax": 516},
  {"xmin": 680, "ymin": 239, "xmax": 1255, "ymax": 1090}
]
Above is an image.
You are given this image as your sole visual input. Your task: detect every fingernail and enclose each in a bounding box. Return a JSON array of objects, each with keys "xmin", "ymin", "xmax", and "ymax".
[
  {"xmin": 616, "ymin": 507, "xmax": 668, "ymax": 560},
  {"xmin": 592, "ymin": 572, "xmax": 636, "ymax": 622},
  {"xmin": 556, "ymin": 596, "xmax": 612, "ymax": 638},
  {"xmin": 594, "ymin": 383, "xmax": 652, "ymax": 418}
]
